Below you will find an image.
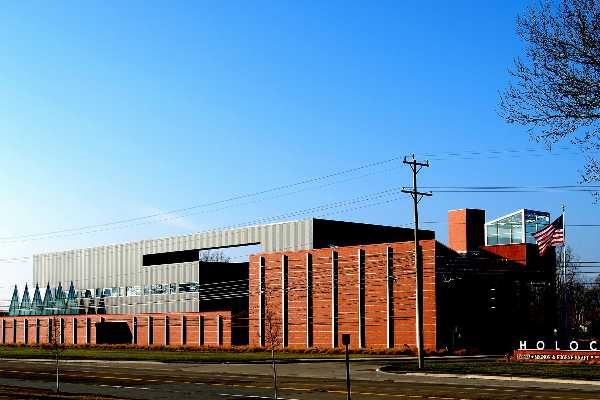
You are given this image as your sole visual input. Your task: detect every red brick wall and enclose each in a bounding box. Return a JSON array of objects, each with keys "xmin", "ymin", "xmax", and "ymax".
[
  {"xmin": 0, "ymin": 312, "xmax": 231, "ymax": 347},
  {"xmin": 312, "ymin": 251, "xmax": 333, "ymax": 347},
  {"xmin": 448, "ymin": 209, "xmax": 485, "ymax": 253},
  {"xmin": 249, "ymin": 240, "xmax": 437, "ymax": 350},
  {"xmin": 287, "ymin": 252, "xmax": 308, "ymax": 347}
]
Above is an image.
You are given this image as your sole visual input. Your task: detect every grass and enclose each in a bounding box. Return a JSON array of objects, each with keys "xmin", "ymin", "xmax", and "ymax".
[
  {"xmin": 385, "ymin": 360, "xmax": 600, "ymax": 381},
  {"xmin": 0, "ymin": 345, "xmax": 396, "ymax": 363}
]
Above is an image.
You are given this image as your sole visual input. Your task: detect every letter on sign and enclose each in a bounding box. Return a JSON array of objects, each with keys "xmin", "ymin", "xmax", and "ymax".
[
  {"xmin": 590, "ymin": 341, "xmax": 597, "ymax": 351},
  {"xmin": 519, "ymin": 340, "xmax": 527, "ymax": 350},
  {"xmin": 570, "ymin": 341, "xmax": 579, "ymax": 351},
  {"xmin": 536, "ymin": 340, "xmax": 545, "ymax": 350}
]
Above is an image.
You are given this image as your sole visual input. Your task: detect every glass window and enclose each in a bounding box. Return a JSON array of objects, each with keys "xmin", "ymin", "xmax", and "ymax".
[
  {"xmin": 486, "ymin": 225, "xmax": 498, "ymax": 245},
  {"xmin": 151, "ymin": 284, "xmax": 166, "ymax": 295},
  {"xmin": 498, "ymin": 222, "xmax": 511, "ymax": 245},
  {"xmin": 524, "ymin": 210, "xmax": 550, "ymax": 244},
  {"xmin": 169, "ymin": 283, "xmax": 177, "ymax": 294},
  {"xmin": 126, "ymin": 286, "xmax": 142, "ymax": 296},
  {"xmin": 178, "ymin": 282, "xmax": 200, "ymax": 293},
  {"xmin": 512, "ymin": 224, "xmax": 523, "ymax": 243}
]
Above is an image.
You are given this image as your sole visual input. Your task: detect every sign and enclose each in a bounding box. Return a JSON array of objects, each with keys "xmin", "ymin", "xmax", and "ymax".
[{"xmin": 515, "ymin": 340, "xmax": 600, "ymax": 363}]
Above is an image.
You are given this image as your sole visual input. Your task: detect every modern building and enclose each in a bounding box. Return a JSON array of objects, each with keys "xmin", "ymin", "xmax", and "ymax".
[{"xmin": 1, "ymin": 210, "xmax": 556, "ymax": 351}]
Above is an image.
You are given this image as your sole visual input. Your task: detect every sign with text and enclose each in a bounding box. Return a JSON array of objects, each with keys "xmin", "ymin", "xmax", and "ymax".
[
  {"xmin": 515, "ymin": 340, "xmax": 600, "ymax": 362},
  {"xmin": 515, "ymin": 349, "xmax": 600, "ymax": 362}
]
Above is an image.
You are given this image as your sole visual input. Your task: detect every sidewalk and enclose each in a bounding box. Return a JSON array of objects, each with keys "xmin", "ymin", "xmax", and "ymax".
[{"xmin": 377, "ymin": 366, "xmax": 600, "ymax": 387}]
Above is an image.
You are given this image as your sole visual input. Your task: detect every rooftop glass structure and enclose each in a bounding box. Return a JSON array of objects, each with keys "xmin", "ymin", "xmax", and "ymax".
[{"xmin": 485, "ymin": 209, "xmax": 550, "ymax": 246}]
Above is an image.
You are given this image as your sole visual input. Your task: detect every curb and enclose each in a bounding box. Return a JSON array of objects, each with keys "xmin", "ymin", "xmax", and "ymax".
[{"xmin": 376, "ymin": 367, "xmax": 600, "ymax": 386}]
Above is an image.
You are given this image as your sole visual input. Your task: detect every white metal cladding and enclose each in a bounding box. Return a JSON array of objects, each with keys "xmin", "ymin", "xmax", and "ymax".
[{"xmin": 32, "ymin": 220, "xmax": 314, "ymax": 314}]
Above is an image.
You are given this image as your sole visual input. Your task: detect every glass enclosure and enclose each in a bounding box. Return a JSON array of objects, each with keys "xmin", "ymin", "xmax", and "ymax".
[{"xmin": 485, "ymin": 209, "xmax": 550, "ymax": 246}]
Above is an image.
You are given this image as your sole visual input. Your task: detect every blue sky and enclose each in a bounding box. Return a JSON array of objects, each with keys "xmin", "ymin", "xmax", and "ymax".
[{"xmin": 0, "ymin": 1, "xmax": 597, "ymax": 304}]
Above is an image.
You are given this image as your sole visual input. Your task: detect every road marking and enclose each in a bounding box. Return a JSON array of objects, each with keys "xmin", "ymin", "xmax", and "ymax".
[{"xmin": 217, "ymin": 394, "xmax": 300, "ymax": 400}]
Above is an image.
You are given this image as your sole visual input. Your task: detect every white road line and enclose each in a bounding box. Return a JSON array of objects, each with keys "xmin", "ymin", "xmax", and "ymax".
[{"xmin": 217, "ymin": 394, "xmax": 300, "ymax": 400}]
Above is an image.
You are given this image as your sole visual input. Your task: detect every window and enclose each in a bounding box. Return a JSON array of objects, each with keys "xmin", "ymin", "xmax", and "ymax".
[
  {"xmin": 485, "ymin": 209, "xmax": 549, "ymax": 246},
  {"xmin": 178, "ymin": 282, "xmax": 200, "ymax": 293},
  {"xmin": 126, "ymin": 286, "xmax": 142, "ymax": 296},
  {"xmin": 151, "ymin": 284, "xmax": 166, "ymax": 295}
]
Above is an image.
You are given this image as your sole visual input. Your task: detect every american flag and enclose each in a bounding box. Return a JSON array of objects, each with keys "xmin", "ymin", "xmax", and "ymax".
[{"xmin": 532, "ymin": 215, "xmax": 565, "ymax": 256}]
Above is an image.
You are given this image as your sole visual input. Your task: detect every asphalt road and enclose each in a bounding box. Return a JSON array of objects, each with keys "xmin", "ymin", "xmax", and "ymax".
[{"xmin": 0, "ymin": 358, "xmax": 598, "ymax": 399}]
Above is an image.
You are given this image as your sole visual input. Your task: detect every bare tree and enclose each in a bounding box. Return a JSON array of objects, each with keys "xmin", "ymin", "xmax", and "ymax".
[
  {"xmin": 556, "ymin": 247, "xmax": 600, "ymax": 338},
  {"xmin": 500, "ymin": 0, "xmax": 600, "ymax": 192},
  {"xmin": 48, "ymin": 314, "xmax": 63, "ymax": 393},
  {"xmin": 199, "ymin": 250, "xmax": 231, "ymax": 263},
  {"xmin": 262, "ymin": 286, "xmax": 282, "ymax": 400}
]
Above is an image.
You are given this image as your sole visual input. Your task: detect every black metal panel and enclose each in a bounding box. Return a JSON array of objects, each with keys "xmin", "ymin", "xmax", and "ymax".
[
  {"xmin": 142, "ymin": 249, "xmax": 199, "ymax": 266},
  {"xmin": 312, "ymin": 219, "xmax": 435, "ymax": 249},
  {"xmin": 95, "ymin": 322, "xmax": 133, "ymax": 344}
]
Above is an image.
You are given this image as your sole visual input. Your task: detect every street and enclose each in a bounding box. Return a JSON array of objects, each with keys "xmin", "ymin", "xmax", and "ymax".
[{"xmin": 0, "ymin": 359, "xmax": 598, "ymax": 399}]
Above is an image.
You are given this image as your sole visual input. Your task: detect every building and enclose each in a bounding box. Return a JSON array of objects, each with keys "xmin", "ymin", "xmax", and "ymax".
[{"xmin": 1, "ymin": 210, "xmax": 556, "ymax": 351}]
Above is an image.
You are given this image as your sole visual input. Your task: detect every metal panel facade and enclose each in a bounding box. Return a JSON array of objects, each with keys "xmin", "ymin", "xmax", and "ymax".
[{"xmin": 32, "ymin": 220, "xmax": 314, "ymax": 314}]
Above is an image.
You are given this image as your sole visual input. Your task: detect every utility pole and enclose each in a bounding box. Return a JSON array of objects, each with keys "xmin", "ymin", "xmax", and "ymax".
[{"xmin": 402, "ymin": 154, "xmax": 431, "ymax": 369}]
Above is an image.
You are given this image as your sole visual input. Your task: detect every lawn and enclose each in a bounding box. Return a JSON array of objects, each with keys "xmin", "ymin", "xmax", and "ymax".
[
  {"xmin": 385, "ymin": 360, "xmax": 600, "ymax": 381},
  {"xmin": 0, "ymin": 345, "xmax": 384, "ymax": 363}
]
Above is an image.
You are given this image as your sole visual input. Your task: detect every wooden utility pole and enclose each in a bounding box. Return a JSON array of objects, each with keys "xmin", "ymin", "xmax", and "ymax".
[{"xmin": 402, "ymin": 155, "xmax": 431, "ymax": 369}]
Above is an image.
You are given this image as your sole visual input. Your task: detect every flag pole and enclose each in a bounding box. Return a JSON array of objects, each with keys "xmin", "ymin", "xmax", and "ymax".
[
  {"xmin": 562, "ymin": 204, "xmax": 568, "ymax": 341},
  {"xmin": 563, "ymin": 205, "xmax": 567, "ymax": 279}
]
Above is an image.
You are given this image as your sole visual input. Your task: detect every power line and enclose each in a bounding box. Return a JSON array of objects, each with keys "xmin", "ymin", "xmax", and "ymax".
[{"xmin": 0, "ymin": 145, "xmax": 593, "ymax": 242}]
